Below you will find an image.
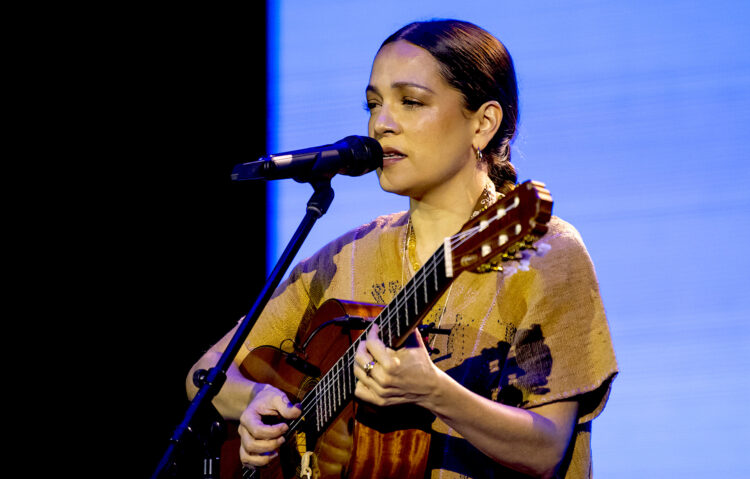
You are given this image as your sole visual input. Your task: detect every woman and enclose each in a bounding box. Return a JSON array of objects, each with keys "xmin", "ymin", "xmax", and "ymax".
[{"xmin": 187, "ymin": 19, "xmax": 617, "ymax": 478}]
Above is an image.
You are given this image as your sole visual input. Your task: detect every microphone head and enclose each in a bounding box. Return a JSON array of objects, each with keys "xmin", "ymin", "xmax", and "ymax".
[{"xmin": 336, "ymin": 135, "xmax": 383, "ymax": 177}]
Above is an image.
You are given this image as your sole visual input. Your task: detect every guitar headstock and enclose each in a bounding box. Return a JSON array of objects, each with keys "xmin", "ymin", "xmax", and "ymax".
[{"xmin": 444, "ymin": 180, "xmax": 553, "ymax": 277}]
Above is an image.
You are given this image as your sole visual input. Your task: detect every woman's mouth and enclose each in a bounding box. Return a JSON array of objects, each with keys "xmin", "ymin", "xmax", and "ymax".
[{"xmin": 382, "ymin": 149, "xmax": 407, "ymax": 167}]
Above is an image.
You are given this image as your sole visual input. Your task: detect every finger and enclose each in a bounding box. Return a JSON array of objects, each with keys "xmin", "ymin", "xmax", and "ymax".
[
  {"xmin": 354, "ymin": 377, "xmax": 383, "ymax": 405},
  {"xmin": 354, "ymin": 354, "xmax": 374, "ymax": 376},
  {"xmin": 355, "ymin": 335, "xmax": 373, "ymax": 366},
  {"xmin": 403, "ymin": 329, "xmax": 425, "ymax": 349},
  {"xmin": 353, "ymin": 354, "xmax": 405, "ymax": 398},
  {"xmin": 365, "ymin": 324, "xmax": 393, "ymax": 368},
  {"xmin": 240, "ymin": 448, "xmax": 279, "ymax": 467},
  {"xmin": 240, "ymin": 410, "xmax": 289, "ymax": 440},
  {"xmin": 248, "ymin": 421, "xmax": 289, "ymax": 441},
  {"xmin": 238, "ymin": 423, "xmax": 286, "ymax": 454},
  {"xmin": 353, "ymin": 366, "xmax": 397, "ymax": 397},
  {"xmin": 354, "ymin": 376, "xmax": 406, "ymax": 406},
  {"xmin": 271, "ymin": 394, "xmax": 302, "ymax": 420},
  {"xmin": 353, "ymin": 361, "xmax": 378, "ymax": 384}
]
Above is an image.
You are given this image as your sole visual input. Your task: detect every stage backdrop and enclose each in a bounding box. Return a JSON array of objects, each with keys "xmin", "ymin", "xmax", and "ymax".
[{"xmin": 265, "ymin": 1, "xmax": 749, "ymax": 476}]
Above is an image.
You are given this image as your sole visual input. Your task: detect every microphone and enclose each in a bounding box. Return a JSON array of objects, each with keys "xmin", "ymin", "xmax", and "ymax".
[{"xmin": 231, "ymin": 135, "xmax": 383, "ymax": 182}]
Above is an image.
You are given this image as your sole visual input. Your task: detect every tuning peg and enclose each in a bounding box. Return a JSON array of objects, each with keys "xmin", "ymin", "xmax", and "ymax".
[{"xmin": 475, "ymin": 261, "xmax": 504, "ymax": 273}]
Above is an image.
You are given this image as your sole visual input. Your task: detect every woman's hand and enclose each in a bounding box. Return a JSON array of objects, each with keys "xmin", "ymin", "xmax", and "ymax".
[
  {"xmin": 238, "ymin": 384, "xmax": 302, "ymax": 467},
  {"xmin": 353, "ymin": 323, "xmax": 442, "ymax": 408},
  {"xmin": 353, "ymin": 323, "xmax": 579, "ymax": 478}
]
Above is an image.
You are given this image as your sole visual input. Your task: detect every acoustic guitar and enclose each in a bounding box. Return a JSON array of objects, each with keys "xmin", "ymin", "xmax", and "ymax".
[{"xmin": 223, "ymin": 180, "xmax": 553, "ymax": 479}]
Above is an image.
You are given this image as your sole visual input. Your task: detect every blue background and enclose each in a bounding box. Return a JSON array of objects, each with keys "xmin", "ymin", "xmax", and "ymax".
[{"xmin": 266, "ymin": 1, "xmax": 749, "ymax": 476}]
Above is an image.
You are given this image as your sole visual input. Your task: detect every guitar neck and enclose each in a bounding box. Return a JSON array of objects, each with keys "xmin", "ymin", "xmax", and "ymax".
[{"xmin": 374, "ymin": 247, "xmax": 454, "ymax": 349}]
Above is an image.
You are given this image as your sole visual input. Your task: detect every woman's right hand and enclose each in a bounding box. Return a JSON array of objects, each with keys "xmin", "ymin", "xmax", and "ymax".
[{"xmin": 238, "ymin": 384, "xmax": 302, "ymax": 467}]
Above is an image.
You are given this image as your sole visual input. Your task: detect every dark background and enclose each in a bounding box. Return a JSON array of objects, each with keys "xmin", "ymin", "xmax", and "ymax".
[{"xmin": 84, "ymin": 6, "xmax": 270, "ymax": 477}]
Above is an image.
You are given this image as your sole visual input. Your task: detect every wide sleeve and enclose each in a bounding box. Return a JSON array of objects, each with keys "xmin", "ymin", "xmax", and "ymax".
[
  {"xmin": 231, "ymin": 260, "xmax": 316, "ymax": 367},
  {"xmin": 231, "ymin": 214, "xmax": 384, "ymax": 366},
  {"xmin": 497, "ymin": 219, "xmax": 618, "ymax": 423}
]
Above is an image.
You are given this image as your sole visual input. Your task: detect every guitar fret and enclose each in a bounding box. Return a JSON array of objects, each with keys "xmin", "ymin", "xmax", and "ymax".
[
  {"xmin": 384, "ymin": 306, "xmax": 401, "ymax": 344},
  {"xmin": 336, "ymin": 360, "xmax": 343, "ymax": 406},
  {"xmin": 313, "ymin": 403, "xmax": 319, "ymax": 433},
  {"xmin": 433, "ymin": 258, "xmax": 439, "ymax": 291},
  {"xmin": 335, "ymin": 361, "xmax": 341, "ymax": 406},
  {"xmin": 315, "ymin": 388, "xmax": 321, "ymax": 431},
  {"xmin": 325, "ymin": 381, "xmax": 331, "ymax": 422},
  {"xmin": 402, "ymin": 298, "xmax": 409, "ymax": 340},
  {"xmin": 395, "ymin": 302, "xmax": 401, "ymax": 338},
  {"xmin": 331, "ymin": 362, "xmax": 337, "ymax": 413},
  {"xmin": 328, "ymin": 380, "xmax": 333, "ymax": 420},
  {"xmin": 328, "ymin": 379, "xmax": 332, "ymax": 422},
  {"xmin": 324, "ymin": 377, "xmax": 330, "ymax": 424},
  {"xmin": 321, "ymin": 380, "xmax": 327, "ymax": 426},
  {"xmin": 322, "ymin": 379, "xmax": 327, "ymax": 425},
  {"xmin": 333, "ymin": 371, "xmax": 337, "ymax": 412},
  {"xmin": 412, "ymin": 288, "xmax": 418, "ymax": 317},
  {"xmin": 341, "ymin": 358, "xmax": 346, "ymax": 399},
  {"xmin": 344, "ymin": 354, "xmax": 350, "ymax": 396}
]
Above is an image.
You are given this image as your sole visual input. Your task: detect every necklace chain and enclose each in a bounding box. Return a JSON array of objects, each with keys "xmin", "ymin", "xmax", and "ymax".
[
  {"xmin": 402, "ymin": 217, "xmax": 453, "ymax": 349},
  {"xmin": 400, "ymin": 179, "xmax": 502, "ymax": 349}
]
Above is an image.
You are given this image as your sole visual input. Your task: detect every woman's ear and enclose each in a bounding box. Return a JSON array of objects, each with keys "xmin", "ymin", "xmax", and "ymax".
[{"xmin": 474, "ymin": 100, "xmax": 503, "ymax": 150}]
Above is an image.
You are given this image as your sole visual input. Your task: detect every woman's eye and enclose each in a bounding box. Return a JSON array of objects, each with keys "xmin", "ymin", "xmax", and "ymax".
[
  {"xmin": 402, "ymin": 98, "xmax": 423, "ymax": 108},
  {"xmin": 363, "ymin": 100, "xmax": 379, "ymax": 111}
]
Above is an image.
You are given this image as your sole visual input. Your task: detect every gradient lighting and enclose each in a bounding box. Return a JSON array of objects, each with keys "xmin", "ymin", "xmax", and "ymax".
[{"xmin": 267, "ymin": 1, "xmax": 750, "ymax": 476}]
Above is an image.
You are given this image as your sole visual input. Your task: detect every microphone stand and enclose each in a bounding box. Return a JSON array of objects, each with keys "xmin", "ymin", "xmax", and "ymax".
[{"xmin": 152, "ymin": 178, "xmax": 335, "ymax": 479}]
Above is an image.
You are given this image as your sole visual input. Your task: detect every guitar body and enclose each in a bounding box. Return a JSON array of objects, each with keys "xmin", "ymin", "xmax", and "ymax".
[{"xmin": 222, "ymin": 299, "xmax": 432, "ymax": 479}]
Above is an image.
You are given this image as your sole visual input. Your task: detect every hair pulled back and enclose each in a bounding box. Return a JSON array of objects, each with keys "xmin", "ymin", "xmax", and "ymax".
[{"xmin": 381, "ymin": 19, "xmax": 519, "ymax": 194}]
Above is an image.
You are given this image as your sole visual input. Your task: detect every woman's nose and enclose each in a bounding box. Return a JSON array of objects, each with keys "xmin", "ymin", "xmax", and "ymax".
[{"xmin": 372, "ymin": 105, "xmax": 400, "ymax": 137}]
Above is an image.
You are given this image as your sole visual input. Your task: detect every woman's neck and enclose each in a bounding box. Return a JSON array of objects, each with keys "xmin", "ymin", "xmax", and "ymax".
[{"xmin": 408, "ymin": 171, "xmax": 490, "ymax": 266}]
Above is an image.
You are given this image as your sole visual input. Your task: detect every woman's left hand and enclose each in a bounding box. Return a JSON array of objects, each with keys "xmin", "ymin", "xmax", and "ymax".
[{"xmin": 353, "ymin": 323, "xmax": 442, "ymax": 408}]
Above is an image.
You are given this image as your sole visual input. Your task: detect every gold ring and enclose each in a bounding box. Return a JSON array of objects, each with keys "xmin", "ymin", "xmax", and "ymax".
[{"xmin": 363, "ymin": 360, "xmax": 376, "ymax": 376}]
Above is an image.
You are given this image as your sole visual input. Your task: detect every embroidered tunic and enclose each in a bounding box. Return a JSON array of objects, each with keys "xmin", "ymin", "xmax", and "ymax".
[{"xmin": 235, "ymin": 209, "xmax": 618, "ymax": 478}]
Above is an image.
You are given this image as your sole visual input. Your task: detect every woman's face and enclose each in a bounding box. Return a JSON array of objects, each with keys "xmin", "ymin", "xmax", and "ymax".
[{"xmin": 366, "ymin": 40, "xmax": 481, "ymax": 200}]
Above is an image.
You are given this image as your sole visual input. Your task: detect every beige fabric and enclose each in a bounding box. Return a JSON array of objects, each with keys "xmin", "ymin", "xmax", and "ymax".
[{"xmin": 236, "ymin": 210, "xmax": 617, "ymax": 478}]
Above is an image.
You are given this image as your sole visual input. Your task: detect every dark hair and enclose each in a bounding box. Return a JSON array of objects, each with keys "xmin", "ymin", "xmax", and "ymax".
[{"xmin": 381, "ymin": 19, "xmax": 518, "ymax": 194}]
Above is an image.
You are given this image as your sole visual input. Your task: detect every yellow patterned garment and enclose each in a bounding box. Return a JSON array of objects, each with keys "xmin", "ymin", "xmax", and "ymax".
[{"xmin": 236, "ymin": 210, "xmax": 618, "ymax": 478}]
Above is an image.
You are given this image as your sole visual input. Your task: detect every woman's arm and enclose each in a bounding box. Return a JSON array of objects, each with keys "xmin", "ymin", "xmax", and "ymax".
[
  {"xmin": 186, "ymin": 325, "xmax": 260, "ymax": 420},
  {"xmin": 354, "ymin": 324, "xmax": 578, "ymax": 479},
  {"xmin": 186, "ymin": 326, "xmax": 301, "ymax": 467},
  {"xmin": 424, "ymin": 370, "xmax": 577, "ymax": 478}
]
